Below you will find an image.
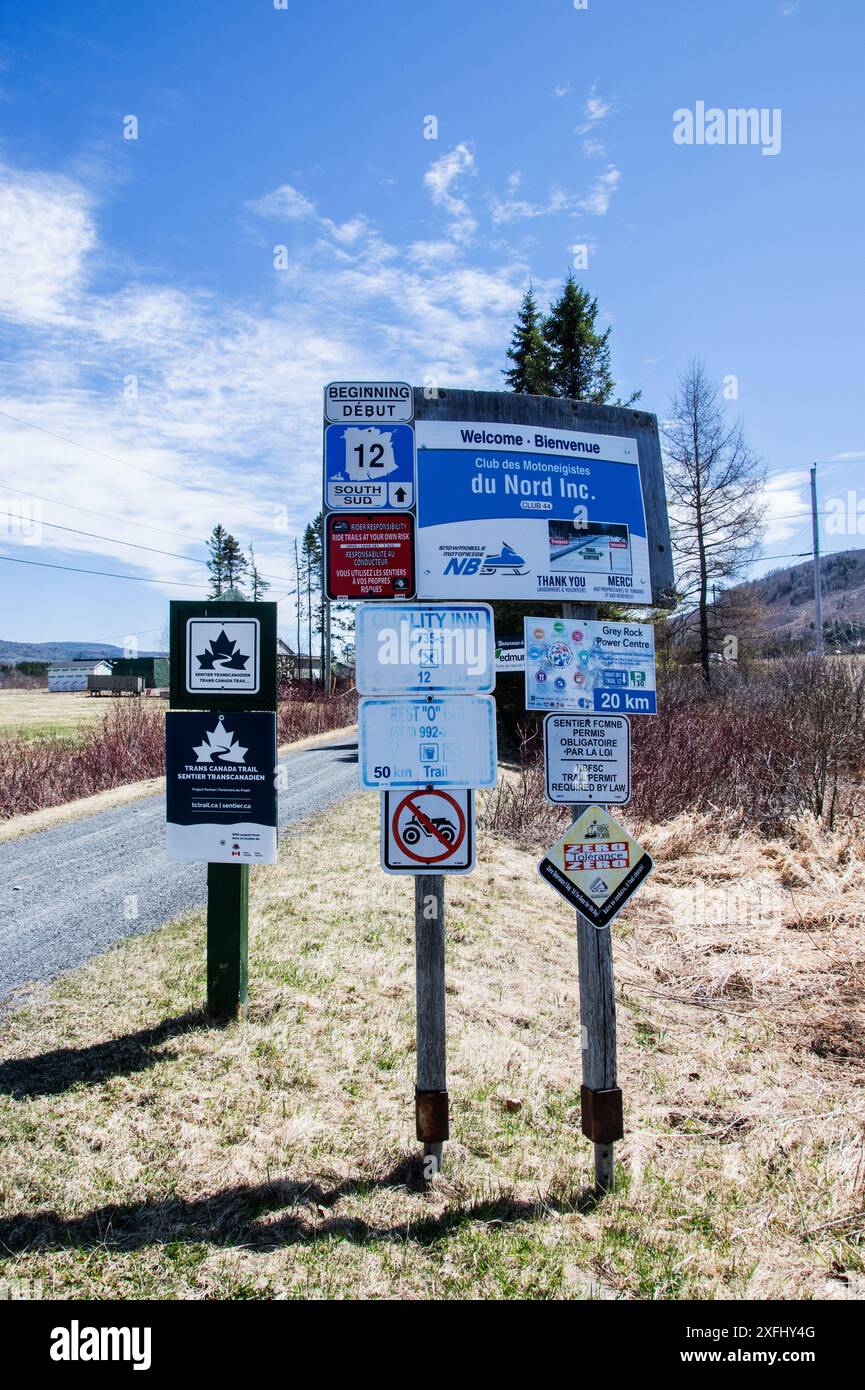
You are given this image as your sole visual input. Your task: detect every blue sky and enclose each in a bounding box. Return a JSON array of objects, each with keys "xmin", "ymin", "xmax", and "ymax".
[{"xmin": 0, "ymin": 0, "xmax": 862, "ymax": 647}]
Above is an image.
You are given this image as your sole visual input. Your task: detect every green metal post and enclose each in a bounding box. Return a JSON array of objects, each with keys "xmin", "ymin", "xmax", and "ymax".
[{"xmin": 206, "ymin": 862, "xmax": 249, "ymax": 1021}]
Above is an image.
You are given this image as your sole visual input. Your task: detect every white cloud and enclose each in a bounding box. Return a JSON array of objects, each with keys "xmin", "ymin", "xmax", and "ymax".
[
  {"xmin": 576, "ymin": 83, "xmax": 615, "ymax": 135},
  {"xmin": 577, "ymin": 165, "xmax": 621, "ymax": 215},
  {"xmin": 0, "ymin": 165, "xmax": 96, "ymax": 323},
  {"xmin": 762, "ymin": 471, "xmax": 810, "ymax": 545},
  {"xmin": 552, "ymin": 83, "xmax": 571, "ymax": 98},
  {"xmin": 423, "ymin": 142, "xmax": 477, "ymax": 244},
  {"xmin": 582, "ymin": 138, "xmax": 606, "ymax": 158},
  {"xmin": 245, "ymin": 182, "xmax": 317, "ymax": 220},
  {"xmin": 0, "ymin": 153, "xmax": 530, "ymax": 605}
]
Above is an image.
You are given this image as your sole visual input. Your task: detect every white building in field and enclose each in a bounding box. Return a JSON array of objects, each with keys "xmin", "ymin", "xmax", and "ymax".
[{"xmin": 48, "ymin": 659, "xmax": 112, "ymax": 692}]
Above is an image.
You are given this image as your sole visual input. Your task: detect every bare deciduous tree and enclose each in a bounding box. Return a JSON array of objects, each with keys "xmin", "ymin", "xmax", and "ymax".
[{"xmin": 663, "ymin": 361, "xmax": 766, "ymax": 681}]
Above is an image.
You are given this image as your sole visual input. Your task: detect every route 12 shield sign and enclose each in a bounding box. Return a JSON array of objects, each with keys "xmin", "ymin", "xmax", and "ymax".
[
  {"xmin": 381, "ymin": 789, "xmax": 474, "ymax": 874},
  {"xmin": 538, "ymin": 804, "xmax": 653, "ymax": 929}
]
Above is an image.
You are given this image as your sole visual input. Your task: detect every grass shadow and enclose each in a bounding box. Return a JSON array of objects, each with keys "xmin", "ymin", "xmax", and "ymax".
[
  {"xmin": 0, "ymin": 1161, "xmax": 601, "ymax": 1255},
  {"xmin": 0, "ymin": 1009, "xmax": 213, "ymax": 1099}
]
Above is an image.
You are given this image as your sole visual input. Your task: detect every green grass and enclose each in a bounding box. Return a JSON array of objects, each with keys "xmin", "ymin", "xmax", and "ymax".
[{"xmin": 1, "ymin": 794, "xmax": 863, "ymax": 1299}]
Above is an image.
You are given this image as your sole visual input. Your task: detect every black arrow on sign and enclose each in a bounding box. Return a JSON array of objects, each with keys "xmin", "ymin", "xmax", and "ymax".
[{"xmin": 394, "ymin": 487, "xmax": 407, "ymax": 503}]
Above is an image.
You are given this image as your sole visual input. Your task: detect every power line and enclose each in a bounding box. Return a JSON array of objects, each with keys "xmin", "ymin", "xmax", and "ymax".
[
  {"xmin": 0, "ymin": 511, "xmax": 212, "ymax": 569},
  {"xmin": 0, "ymin": 478, "xmax": 203, "ymax": 546},
  {"xmin": 0, "ymin": 509, "xmax": 296, "ymax": 586},
  {"xmin": 0, "ymin": 552, "xmax": 210, "ymax": 589},
  {"xmin": 0, "ymin": 409, "xmax": 284, "ymax": 528}
]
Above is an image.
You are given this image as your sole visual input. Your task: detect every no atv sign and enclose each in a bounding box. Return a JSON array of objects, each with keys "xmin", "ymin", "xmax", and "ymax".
[{"xmin": 381, "ymin": 788, "xmax": 475, "ymax": 874}]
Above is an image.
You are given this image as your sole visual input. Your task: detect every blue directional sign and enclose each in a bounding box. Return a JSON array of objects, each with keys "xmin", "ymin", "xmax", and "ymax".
[
  {"xmin": 359, "ymin": 695, "xmax": 497, "ymax": 789},
  {"xmin": 325, "ymin": 422, "xmax": 415, "ymax": 511},
  {"xmin": 355, "ymin": 602, "xmax": 495, "ymax": 694}
]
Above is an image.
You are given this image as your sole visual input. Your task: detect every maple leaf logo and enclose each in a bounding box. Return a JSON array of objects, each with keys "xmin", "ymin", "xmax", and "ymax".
[
  {"xmin": 196, "ymin": 627, "xmax": 249, "ymax": 672},
  {"xmin": 193, "ymin": 715, "xmax": 248, "ymax": 764}
]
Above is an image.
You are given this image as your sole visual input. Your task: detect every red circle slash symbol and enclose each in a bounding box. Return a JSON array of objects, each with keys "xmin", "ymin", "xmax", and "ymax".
[{"xmin": 392, "ymin": 791, "xmax": 467, "ymax": 864}]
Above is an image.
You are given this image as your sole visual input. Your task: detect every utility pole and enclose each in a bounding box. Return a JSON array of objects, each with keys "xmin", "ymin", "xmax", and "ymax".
[
  {"xmin": 811, "ymin": 463, "xmax": 824, "ymax": 655},
  {"xmin": 324, "ymin": 599, "xmax": 332, "ymax": 692}
]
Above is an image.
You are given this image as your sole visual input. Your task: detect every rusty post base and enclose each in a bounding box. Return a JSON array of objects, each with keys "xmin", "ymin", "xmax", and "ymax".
[
  {"xmin": 580, "ymin": 1085, "xmax": 624, "ymax": 1144},
  {"xmin": 415, "ymin": 1087, "xmax": 449, "ymax": 1143}
]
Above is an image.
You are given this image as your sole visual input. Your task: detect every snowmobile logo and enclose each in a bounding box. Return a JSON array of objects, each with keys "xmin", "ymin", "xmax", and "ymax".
[
  {"xmin": 482, "ymin": 542, "xmax": 528, "ymax": 576},
  {"xmin": 193, "ymin": 715, "xmax": 248, "ymax": 764},
  {"xmin": 589, "ymin": 876, "xmax": 609, "ymax": 896},
  {"xmin": 443, "ymin": 543, "xmax": 528, "ymax": 578},
  {"xmin": 196, "ymin": 627, "xmax": 249, "ymax": 672}
]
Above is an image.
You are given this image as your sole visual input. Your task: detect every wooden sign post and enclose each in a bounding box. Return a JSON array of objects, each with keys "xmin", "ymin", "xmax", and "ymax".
[
  {"xmin": 563, "ymin": 602, "xmax": 622, "ymax": 1192},
  {"xmin": 207, "ymin": 862, "xmax": 249, "ymax": 1022},
  {"xmin": 414, "ymin": 873, "xmax": 448, "ymax": 1174}
]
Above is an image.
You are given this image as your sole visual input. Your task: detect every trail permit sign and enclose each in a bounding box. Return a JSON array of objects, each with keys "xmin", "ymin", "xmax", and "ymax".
[
  {"xmin": 165, "ymin": 710, "xmax": 277, "ymax": 864},
  {"xmin": 359, "ymin": 694, "xmax": 497, "ymax": 789},
  {"xmin": 538, "ymin": 804, "xmax": 653, "ymax": 929},
  {"xmin": 325, "ymin": 422, "xmax": 415, "ymax": 511},
  {"xmin": 525, "ymin": 615, "xmax": 656, "ymax": 714},
  {"xmin": 381, "ymin": 788, "xmax": 475, "ymax": 874},
  {"xmin": 355, "ymin": 602, "xmax": 494, "ymax": 694},
  {"xmin": 544, "ymin": 714, "xmax": 631, "ymax": 805},
  {"xmin": 169, "ymin": 600, "xmax": 277, "ymax": 711},
  {"xmin": 325, "ymin": 514, "xmax": 415, "ymax": 600},
  {"xmin": 415, "ymin": 420, "xmax": 652, "ymax": 604},
  {"xmin": 325, "ymin": 381, "xmax": 414, "ymax": 424}
]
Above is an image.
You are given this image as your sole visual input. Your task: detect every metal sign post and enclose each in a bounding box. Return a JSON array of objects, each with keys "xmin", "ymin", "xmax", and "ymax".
[{"xmin": 562, "ymin": 602, "xmax": 622, "ymax": 1193}]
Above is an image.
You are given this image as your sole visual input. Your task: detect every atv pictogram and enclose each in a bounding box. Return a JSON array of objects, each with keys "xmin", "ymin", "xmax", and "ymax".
[{"xmin": 402, "ymin": 814, "xmax": 457, "ymax": 845}]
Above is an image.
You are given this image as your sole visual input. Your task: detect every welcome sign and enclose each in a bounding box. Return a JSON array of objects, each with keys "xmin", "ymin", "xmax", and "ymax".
[{"xmin": 415, "ymin": 420, "xmax": 652, "ymax": 605}]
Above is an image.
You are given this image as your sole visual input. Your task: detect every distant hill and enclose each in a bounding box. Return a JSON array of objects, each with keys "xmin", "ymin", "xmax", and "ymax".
[
  {"xmin": 0, "ymin": 640, "xmax": 166, "ymax": 664},
  {"xmin": 744, "ymin": 548, "xmax": 865, "ymax": 644}
]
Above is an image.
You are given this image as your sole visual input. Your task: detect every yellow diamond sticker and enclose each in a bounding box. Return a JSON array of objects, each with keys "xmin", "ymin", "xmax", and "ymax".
[{"xmin": 538, "ymin": 803, "xmax": 653, "ymax": 929}]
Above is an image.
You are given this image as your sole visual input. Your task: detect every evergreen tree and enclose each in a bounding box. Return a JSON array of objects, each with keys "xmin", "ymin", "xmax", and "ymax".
[
  {"xmin": 502, "ymin": 285, "xmax": 553, "ymax": 395},
  {"xmin": 206, "ymin": 524, "xmax": 249, "ymax": 597},
  {"xmin": 222, "ymin": 532, "xmax": 248, "ymax": 591},
  {"xmin": 301, "ymin": 519, "xmax": 322, "ymax": 682},
  {"xmin": 205, "ymin": 524, "xmax": 229, "ymax": 597},
  {"xmin": 246, "ymin": 543, "xmax": 270, "ymax": 600},
  {"xmin": 542, "ymin": 273, "xmax": 615, "ymax": 402}
]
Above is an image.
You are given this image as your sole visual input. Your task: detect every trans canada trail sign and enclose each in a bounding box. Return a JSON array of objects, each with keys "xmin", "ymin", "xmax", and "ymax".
[
  {"xmin": 166, "ymin": 710, "xmax": 278, "ymax": 865},
  {"xmin": 169, "ymin": 600, "xmax": 277, "ymax": 712}
]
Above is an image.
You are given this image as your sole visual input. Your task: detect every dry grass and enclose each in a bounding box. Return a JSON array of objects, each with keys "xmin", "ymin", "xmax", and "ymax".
[
  {"xmin": 0, "ymin": 799, "xmax": 863, "ymax": 1300},
  {"xmin": 0, "ymin": 690, "xmax": 109, "ymax": 739}
]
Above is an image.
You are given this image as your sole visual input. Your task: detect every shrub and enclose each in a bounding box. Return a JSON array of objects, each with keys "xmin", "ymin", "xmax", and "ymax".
[{"xmin": 0, "ymin": 690, "xmax": 359, "ymax": 820}]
